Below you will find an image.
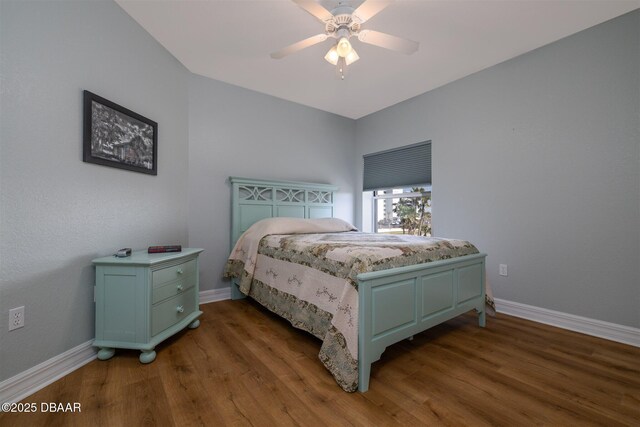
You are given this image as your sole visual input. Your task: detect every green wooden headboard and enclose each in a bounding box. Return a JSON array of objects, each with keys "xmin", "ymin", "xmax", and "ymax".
[{"xmin": 229, "ymin": 176, "xmax": 338, "ymax": 249}]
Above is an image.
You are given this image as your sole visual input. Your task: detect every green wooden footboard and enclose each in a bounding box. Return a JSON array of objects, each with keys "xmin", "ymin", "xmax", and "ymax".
[{"xmin": 357, "ymin": 252, "xmax": 486, "ymax": 392}]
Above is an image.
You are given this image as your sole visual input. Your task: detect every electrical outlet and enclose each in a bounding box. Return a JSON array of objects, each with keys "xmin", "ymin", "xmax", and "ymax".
[
  {"xmin": 9, "ymin": 306, "xmax": 25, "ymax": 331},
  {"xmin": 499, "ymin": 264, "xmax": 508, "ymax": 277}
]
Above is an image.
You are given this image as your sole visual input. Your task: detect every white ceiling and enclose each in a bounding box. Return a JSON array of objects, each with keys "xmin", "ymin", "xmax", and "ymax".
[{"xmin": 116, "ymin": 0, "xmax": 639, "ymax": 119}]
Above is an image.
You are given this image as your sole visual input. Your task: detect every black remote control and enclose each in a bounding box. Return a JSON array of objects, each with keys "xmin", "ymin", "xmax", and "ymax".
[{"xmin": 114, "ymin": 248, "xmax": 132, "ymax": 258}]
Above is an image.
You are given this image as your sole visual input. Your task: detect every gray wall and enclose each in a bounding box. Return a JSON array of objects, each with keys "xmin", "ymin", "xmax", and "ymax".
[
  {"xmin": 0, "ymin": 0, "xmax": 190, "ymax": 381},
  {"xmin": 355, "ymin": 10, "xmax": 640, "ymax": 328},
  {"xmin": 188, "ymin": 74, "xmax": 356, "ymax": 292}
]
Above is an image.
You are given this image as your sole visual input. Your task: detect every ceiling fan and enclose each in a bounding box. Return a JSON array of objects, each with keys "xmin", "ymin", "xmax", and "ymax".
[{"xmin": 271, "ymin": 0, "xmax": 419, "ymax": 80}]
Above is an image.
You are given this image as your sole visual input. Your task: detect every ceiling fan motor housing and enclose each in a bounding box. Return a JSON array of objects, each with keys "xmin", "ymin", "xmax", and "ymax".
[{"xmin": 325, "ymin": 12, "xmax": 361, "ymax": 38}]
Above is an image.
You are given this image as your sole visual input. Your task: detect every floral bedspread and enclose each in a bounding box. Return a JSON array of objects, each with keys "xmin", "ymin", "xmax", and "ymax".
[{"xmin": 224, "ymin": 222, "xmax": 485, "ymax": 392}]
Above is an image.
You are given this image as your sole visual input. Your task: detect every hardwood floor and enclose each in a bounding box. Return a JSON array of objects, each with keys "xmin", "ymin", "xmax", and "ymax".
[{"xmin": 2, "ymin": 299, "xmax": 639, "ymax": 426}]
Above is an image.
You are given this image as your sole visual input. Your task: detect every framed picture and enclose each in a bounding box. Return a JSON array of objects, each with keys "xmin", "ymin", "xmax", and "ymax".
[{"xmin": 83, "ymin": 90, "xmax": 157, "ymax": 175}]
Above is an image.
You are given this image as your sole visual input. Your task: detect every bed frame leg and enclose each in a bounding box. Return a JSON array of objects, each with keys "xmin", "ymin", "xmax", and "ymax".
[
  {"xmin": 358, "ymin": 361, "xmax": 372, "ymax": 392},
  {"xmin": 478, "ymin": 308, "xmax": 486, "ymax": 328},
  {"xmin": 230, "ymin": 281, "xmax": 247, "ymax": 300}
]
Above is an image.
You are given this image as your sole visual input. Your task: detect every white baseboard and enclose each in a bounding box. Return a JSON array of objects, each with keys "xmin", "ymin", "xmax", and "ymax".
[
  {"xmin": 0, "ymin": 340, "xmax": 97, "ymax": 404},
  {"xmin": 199, "ymin": 286, "xmax": 231, "ymax": 304},
  {"xmin": 495, "ymin": 298, "xmax": 640, "ymax": 347}
]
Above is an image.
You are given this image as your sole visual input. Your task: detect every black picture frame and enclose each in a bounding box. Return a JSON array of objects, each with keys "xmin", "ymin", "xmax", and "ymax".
[{"xmin": 83, "ymin": 90, "xmax": 157, "ymax": 175}]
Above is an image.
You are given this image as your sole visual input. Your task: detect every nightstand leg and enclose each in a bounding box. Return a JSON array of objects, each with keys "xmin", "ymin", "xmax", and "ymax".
[
  {"xmin": 97, "ymin": 347, "xmax": 115, "ymax": 360},
  {"xmin": 188, "ymin": 319, "xmax": 200, "ymax": 329},
  {"xmin": 139, "ymin": 350, "xmax": 156, "ymax": 364}
]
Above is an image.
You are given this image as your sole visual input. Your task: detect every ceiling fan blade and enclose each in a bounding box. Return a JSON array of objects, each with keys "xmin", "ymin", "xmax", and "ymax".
[
  {"xmin": 352, "ymin": 0, "xmax": 394, "ymax": 24},
  {"xmin": 357, "ymin": 29, "xmax": 419, "ymax": 54},
  {"xmin": 292, "ymin": 0, "xmax": 334, "ymax": 23},
  {"xmin": 270, "ymin": 34, "xmax": 329, "ymax": 59}
]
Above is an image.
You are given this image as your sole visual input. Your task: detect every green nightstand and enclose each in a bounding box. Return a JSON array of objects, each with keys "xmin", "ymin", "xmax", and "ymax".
[{"xmin": 92, "ymin": 248, "xmax": 203, "ymax": 363}]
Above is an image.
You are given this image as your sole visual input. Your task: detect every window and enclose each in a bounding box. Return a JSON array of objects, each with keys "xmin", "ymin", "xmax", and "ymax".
[
  {"xmin": 373, "ymin": 187, "xmax": 432, "ymax": 236},
  {"xmin": 363, "ymin": 141, "xmax": 432, "ymax": 235}
]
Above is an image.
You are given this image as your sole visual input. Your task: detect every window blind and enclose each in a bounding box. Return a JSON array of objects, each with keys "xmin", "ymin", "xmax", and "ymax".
[{"xmin": 363, "ymin": 141, "xmax": 431, "ymax": 191}]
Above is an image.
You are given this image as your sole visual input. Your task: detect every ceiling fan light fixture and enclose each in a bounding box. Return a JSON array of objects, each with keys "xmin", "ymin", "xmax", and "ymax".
[
  {"xmin": 336, "ymin": 37, "xmax": 352, "ymax": 57},
  {"xmin": 345, "ymin": 48, "xmax": 359, "ymax": 65},
  {"xmin": 324, "ymin": 45, "xmax": 339, "ymax": 65}
]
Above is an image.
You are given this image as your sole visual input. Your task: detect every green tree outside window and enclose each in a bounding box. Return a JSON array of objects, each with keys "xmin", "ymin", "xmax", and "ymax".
[{"xmin": 392, "ymin": 188, "xmax": 431, "ymax": 236}]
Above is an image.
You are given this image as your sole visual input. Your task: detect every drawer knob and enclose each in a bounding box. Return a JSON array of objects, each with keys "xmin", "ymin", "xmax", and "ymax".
[
  {"xmin": 176, "ymin": 305, "xmax": 184, "ymax": 313},
  {"xmin": 176, "ymin": 269, "xmax": 183, "ymax": 275},
  {"xmin": 176, "ymin": 284, "xmax": 184, "ymax": 291}
]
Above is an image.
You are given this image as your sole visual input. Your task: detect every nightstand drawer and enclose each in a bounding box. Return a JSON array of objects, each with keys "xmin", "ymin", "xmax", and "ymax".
[
  {"xmin": 152, "ymin": 275, "xmax": 196, "ymax": 305},
  {"xmin": 152, "ymin": 259, "xmax": 197, "ymax": 286},
  {"xmin": 151, "ymin": 287, "xmax": 196, "ymax": 336}
]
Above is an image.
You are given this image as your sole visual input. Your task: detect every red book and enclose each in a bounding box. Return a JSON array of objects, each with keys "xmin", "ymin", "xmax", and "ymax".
[{"xmin": 148, "ymin": 245, "xmax": 182, "ymax": 254}]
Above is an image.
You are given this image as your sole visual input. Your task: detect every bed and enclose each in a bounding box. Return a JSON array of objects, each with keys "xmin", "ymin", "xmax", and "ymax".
[{"xmin": 224, "ymin": 177, "xmax": 489, "ymax": 392}]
